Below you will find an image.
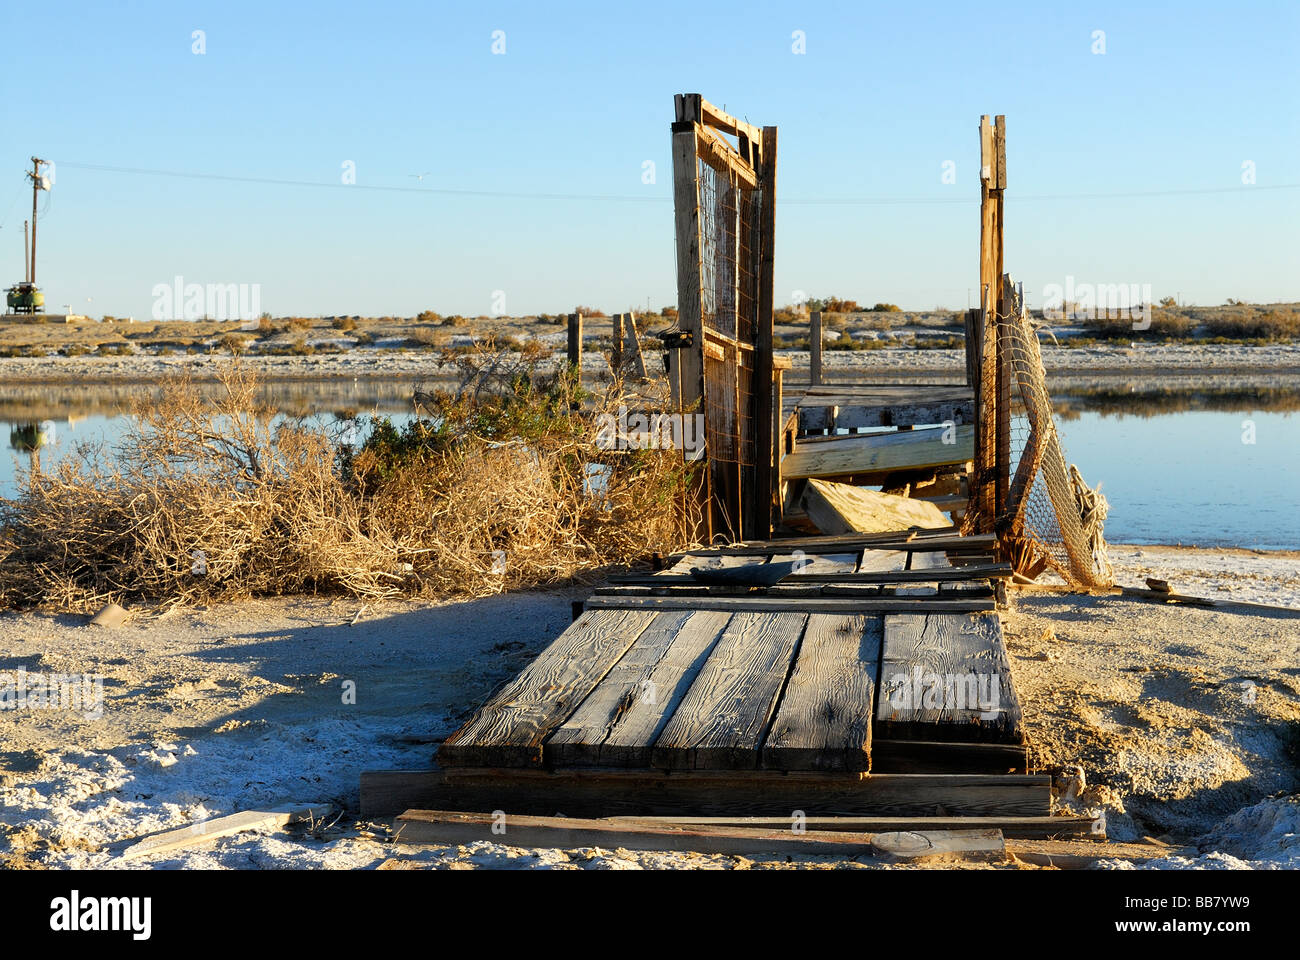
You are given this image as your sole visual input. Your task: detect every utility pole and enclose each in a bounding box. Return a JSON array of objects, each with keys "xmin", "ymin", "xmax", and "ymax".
[{"xmin": 27, "ymin": 157, "xmax": 45, "ymax": 285}]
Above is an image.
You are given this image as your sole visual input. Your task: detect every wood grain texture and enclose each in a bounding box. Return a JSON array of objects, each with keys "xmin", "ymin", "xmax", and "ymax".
[
  {"xmin": 545, "ymin": 610, "xmax": 731, "ymax": 767},
  {"xmin": 585, "ymin": 595, "xmax": 995, "ymax": 613},
  {"xmin": 762, "ymin": 613, "xmax": 881, "ymax": 771},
  {"xmin": 783, "ymin": 424, "xmax": 975, "ymax": 480},
  {"xmin": 769, "ymin": 551, "xmax": 861, "ymax": 577},
  {"xmin": 876, "ymin": 612, "xmax": 1022, "ymax": 743},
  {"xmin": 361, "ymin": 766, "xmax": 1052, "ymax": 819},
  {"xmin": 439, "ymin": 607, "xmax": 657, "ymax": 767},
  {"xmin": 651, "ymin": 611, "xmax": 807, "ymax": 769}
]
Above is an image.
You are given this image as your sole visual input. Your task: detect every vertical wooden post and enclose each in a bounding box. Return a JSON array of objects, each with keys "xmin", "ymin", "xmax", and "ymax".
[
  {"xmin": 810, "ymin": 311, "xmax": 823, "ymax": 386},
  {"xmin": 753, "ymin": 124, "xmax": 778, "ymax": 540},
  {"xmin": 612, "ymin": 313, "xmax": 624, "ymax": 373},
  {"xmin": 671, "ymin": 119, "xmax": 704, "ymax": 417},
  {"xmin": 623, "ymin": 312, "xmax": 647, "ymax": 379},
  {"xmin": 671, "ymin": 105, "xmax": 709, "ymax": 542},
  {"xmin": 567, "ymin": 312, "xmax": 583, "ymax": 371},
  {"xmin": 975, "ymin": 114, "xmax": 1006, "ymax": 536},
  {"xmin": 963, "ymin": 308, "xmax": 981, "ymax": 388}
]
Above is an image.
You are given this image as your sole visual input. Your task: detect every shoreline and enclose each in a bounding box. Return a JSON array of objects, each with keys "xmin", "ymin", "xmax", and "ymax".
[{"xmin": 0, "ymin": 340, "xmax": 1299, "ymax": 384}]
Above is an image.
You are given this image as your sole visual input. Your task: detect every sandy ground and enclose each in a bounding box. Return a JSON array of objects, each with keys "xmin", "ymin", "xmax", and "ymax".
[{"xmin": 0, "ymin": 545, "xmax": 1296, "ymax": 870}]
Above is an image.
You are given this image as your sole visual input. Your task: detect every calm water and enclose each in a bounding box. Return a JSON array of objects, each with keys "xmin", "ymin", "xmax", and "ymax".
[{"xmin": 3, "ymin": 379, "xmax": 1298, "ymax": 550}]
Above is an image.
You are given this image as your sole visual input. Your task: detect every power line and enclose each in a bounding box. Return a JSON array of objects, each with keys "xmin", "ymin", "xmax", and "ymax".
[{"xmin": 51, "ymin": 159, "xmax": 1300, "ymax": 206}]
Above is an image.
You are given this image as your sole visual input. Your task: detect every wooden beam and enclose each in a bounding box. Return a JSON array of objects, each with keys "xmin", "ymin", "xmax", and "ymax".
[
  {"xmin": 695, "ymin": 122, "xmax": 758, "ymax": 187},
  {"xmin": 782, "ymin": 424, "xmax": 975, "ymax": 480},
  {"xmin": 670, "ymin": 123, "xmax": 704, "ymax": 418},
  {"xmin": 361, "ymin": 766, "xmax": 1052, "ymax": 819},
  {"xmin": 754, "ymin": 124, "xmax": 778, "ymax": 540},
  {"xmin": 800, "ymin": 479, "xmax": 951, "ymax": 536},
  {"xmin": 585, "ymin": 595, "xmax": 996, "ymax": 613},
  {"xmin": 612, "ymin": 814, "xmax": 1095, "ymax": 840},
  {"xmin": 609, "ymin": 563, "xmax": 1012, "ymax": 586},
  {"xmin": 870, "ymin": 738, "xmax": 1028, "ymax": 775},
  {"xmin": 393, "ymin": 810, "xmax": 1004, "ymax": 862}
]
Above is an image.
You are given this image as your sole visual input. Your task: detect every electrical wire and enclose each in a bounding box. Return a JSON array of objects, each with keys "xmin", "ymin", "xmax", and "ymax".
[{"xmin": 50, "ymin": 159, "xmax": 1300, "ymax": 206}]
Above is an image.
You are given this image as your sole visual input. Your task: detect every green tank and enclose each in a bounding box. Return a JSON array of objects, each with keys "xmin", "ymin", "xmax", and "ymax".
[{"xmin": 5, "ymin": 283, "xmax": 44, "ymax": 313}]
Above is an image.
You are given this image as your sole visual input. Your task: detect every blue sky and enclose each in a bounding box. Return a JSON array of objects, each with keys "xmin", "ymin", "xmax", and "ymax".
[{"xmin": 1, "ymin": 0, "xmax": 1296, "ymax": 319}]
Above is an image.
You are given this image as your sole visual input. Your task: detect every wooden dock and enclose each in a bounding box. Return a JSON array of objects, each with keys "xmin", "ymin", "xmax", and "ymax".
[{"xmin": 362, "ymin": 531, "xmax": 1037, "ymax": 820}]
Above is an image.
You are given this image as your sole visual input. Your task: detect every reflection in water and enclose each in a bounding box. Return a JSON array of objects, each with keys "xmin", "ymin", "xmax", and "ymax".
[
  {"xmin": 9, "ymin": 421, "xmax": 55, "ymax": 453},
  {"xmin": 3, "ymin": 377, "xmax": 1298, "ymax": 549}
]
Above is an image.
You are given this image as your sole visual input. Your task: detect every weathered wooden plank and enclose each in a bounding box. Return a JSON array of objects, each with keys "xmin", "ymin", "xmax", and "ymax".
[
  {"xmin": 871, "ymin": 828, "xmax": 1005, "ymax": 863},
  {"xmin": 394, "ymin": 809, "xmax": 885, "ymax": 858},
  {"xmin": 870, "ymin": 738, "xmax": 1028, "ymax": 775},
  {"xmin": 439, "ymin": 608, "xmax": 658, "ymax": 767},
  {"xmin": 660, "ymin": 553, "xmax": 768, "ymax": 576},
  {"xmin": 797, "ymin": 398, "xmax": 975, "ymax": 433},
  {"xmin": 361, "ymin": 767, "xmax": 1052, "ymax": 819},
  {"xmin": 651, "ymin": 611, "xmax": 807, "ymax": 769},
  {"xmin": 876, "ymin": 612, "xmax": 1022, "ymax": 743},
  {"xmin": 802, "ymin": 479, "xmax": 951, "ymax": 537},
  {"xmin": 119, "ymin": 803, "xmax": 334, "ymax": 860},
  {"xmin": 783, "ymin": 425, "xmax": 975, "ymax": 480},
  {"xmin": 762, "ymin": 614, "xmax": 881, "ymax": 771},
  {"xmin": 769, "ymin": 551, "xmax": 860, "ymax": 577},
  {"xmin": 585, "ymin": 595, "xmax": 996, "ymax": 613},
  {"xmin": 544, "ymin": 610, "xmax": 731, "ymax": 767},
  {"xmin": 671, "ymin": 124, "xmax": 703, "ymax": 416},
  {"xmin": 610, "ymin": 562, "xmax": 1013, "ymax": 587},
  {"xmin": 909, "ymin": 548, "xmax": 954, "ymax": 570},
  {"xmin": 667, "ymin": 529, "xmax": 982, "ymax": 558},
  {"xmin": 857, "ymin": 549, "xmax": 910, "ymax": 573},
  {"xmin": 614, "ymin": 813, "xmax": 1095, "ymax": 840}
]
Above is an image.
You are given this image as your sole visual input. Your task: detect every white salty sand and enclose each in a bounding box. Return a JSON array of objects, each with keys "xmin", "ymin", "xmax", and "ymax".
[{"xmin": 1, "ymin": 545, "xmax": 1296, "ymax": 870}]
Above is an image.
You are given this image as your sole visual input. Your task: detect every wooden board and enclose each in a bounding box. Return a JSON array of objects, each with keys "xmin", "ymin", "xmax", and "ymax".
[
  {"xmin": 801, "ymin": 479, "xmax": 950, "ymax": 536},
  {"xmin": 610, "ymin": 563, "xmax": 1013, "ymax": 587},
  {"xmin": 768, "ymin": 551, "xmax": 860, "ymax": 576},
  {"xmin": 762, "ymin": 614, "xmax": 881, "ymax": 771},
  {"xmin": 782, "ymin": 424, "xmax": 975, "ymax": 480},
  {"xmin": 651, "ymin": 611, "xmax": 807, "ymax": 769},
  {"xmin": 585, "ymin": 596, "xmax": 995, "ymax": 614},
  {"xmin": 875, "ymin": 613, "xmax": 1022, "ymax": 743},
  {"xmin": 545, "ymin": 610, "xmax": 731, "ymax": 767},
  {"xmin": 394, "ymin": 809, "xmax": 881, "ymax": 858},
  {"xmin": 794, "ymin": 385, "xmax": 974, "ymax": 433},
  {"xmin": 611, "ymin": 814, "xmax": 1095, "ymax": 839},
  {"xmin": 119, "ymin": 803, "xmax": 334, "ymax": 861},
  {"xmin": 857, "ymin": 549, "xmax": 910, "ymax": 573},
  {"xmin": 439, "ymin": 607, "xmax": 657, "ymax": 767},
  {"xmin": 870, "ymin": 739, "xmax": 1028, "ymax": 774},
  {"xmin": 361, "ymin": 766, "xmax": 1052, "ymax": 819}
]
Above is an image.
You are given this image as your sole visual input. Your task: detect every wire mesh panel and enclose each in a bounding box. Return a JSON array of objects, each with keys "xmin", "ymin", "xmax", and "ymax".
[
  {"xmin": 999, "ymin": 289, "xmax": 1114, "ymax": 589},
  {"xmin": 695, "ymin": 149, "xmax": 760, "ymax": 539}
]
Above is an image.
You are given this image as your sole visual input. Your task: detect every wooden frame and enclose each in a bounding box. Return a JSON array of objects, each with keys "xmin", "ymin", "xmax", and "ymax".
[{"xmin": 671, "ymin": 93, "xmax": 779, "ymax": 543}]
